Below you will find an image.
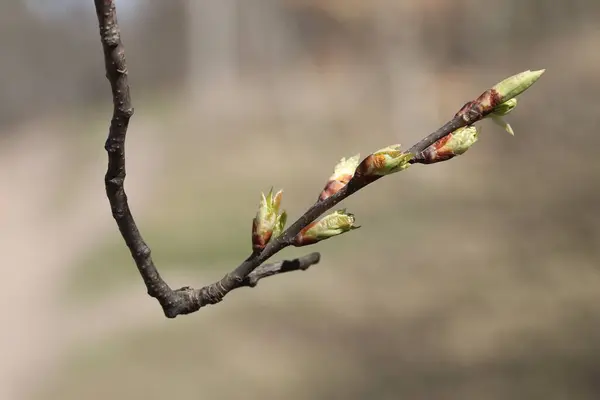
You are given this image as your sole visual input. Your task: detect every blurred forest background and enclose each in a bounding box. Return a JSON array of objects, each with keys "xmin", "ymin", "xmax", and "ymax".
[{"xmin": 1, "ymin": 0, "xmax": 600, "ymax": 399}]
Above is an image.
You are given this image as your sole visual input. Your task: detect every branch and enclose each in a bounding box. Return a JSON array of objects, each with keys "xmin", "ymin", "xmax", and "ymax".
[
  {"xmin": 94, "ymin": 0, "xmax": 321, "ymax": 317},
  {"xmin": 243, "ymin": 252, "xmax": 321, "ymax": 288},
  {"xmin": 95, "ymin": 0, "xmax": 172, "ymax": 307},
  {"xmin": 94, "ymin": 0, "xmax": 543, "ymax": 318}
]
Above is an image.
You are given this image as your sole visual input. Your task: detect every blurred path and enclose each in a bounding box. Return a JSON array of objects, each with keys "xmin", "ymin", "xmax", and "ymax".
[{"xmin": 0, "ymin": 118, "xmax": 163, "ymax": 400}]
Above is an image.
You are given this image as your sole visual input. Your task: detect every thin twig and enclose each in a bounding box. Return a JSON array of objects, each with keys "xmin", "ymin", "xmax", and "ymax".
[
  {"xmin": 244, "ymin": 252, "xmax": 321, "ymax": 288},
  {"xmin": 94, "ymin": 0, "xmax": 500, "ymax": 318}
]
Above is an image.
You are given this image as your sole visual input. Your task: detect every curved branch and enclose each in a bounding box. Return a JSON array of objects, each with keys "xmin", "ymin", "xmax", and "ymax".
[
  {"xmin": 93, "ymin": 0, "xmax": 471, "ymax": 317},
  {"xmin": 94, "ymin": 0, "xmax": 537, "ymax": 318},
  {"xmin": 95, "ymin": 0, "xmax": 172, "ymax": 303}
]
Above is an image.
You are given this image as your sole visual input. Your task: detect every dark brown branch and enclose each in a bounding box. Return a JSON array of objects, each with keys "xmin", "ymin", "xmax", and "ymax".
[
  {"xmin": 244, "ymin": 252, "xmax": 321, "ymax": 287},
  {"xmin": 94, "ymin": 0, "xmax": 491, "ymax": 318},
  {"xmin": 95, "ymin": 0, "xmax": 174, "ymax": 307}
]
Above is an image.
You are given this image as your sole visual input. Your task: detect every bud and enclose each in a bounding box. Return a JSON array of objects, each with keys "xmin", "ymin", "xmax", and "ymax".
[
  {"xmin": 355, "ymin": 145, "xmax": 413, "ymax": 178},
  {"xmin": 293, "ymin": 209, "xmax": 359, "ymax": 246},
  {"xmin": 319, "ymin": 154, "xmax": 360, "ymax": 201},
  {"xmin": 271, "ymin": 211, "xmax": 287, "ymax": 240},
  {"xmin": 488, "ymin": 98, "xmax": 517, "ymax": 135},
  {"xmin": 252, "ymin": 188, "xmax": 286, "ymax": 251},
  {"xmin": 418, "ymin": 126, "xmax": 479, "ymax": 164},
  {"xmin": 455, "ymin": 69, "xmax": 545, "ymax": 123},
  {"xmin": 491, "ymin": 97, "xmax": 518, "ymax": 116},
  {"xmin": 492, "ymin": 69, "xmax": 545, "ymax": 103}
]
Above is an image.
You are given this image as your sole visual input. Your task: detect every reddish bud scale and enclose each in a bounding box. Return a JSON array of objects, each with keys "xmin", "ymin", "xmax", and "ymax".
[
  {"xmin": 293, "ymin": 222, "xmax": 319, "ymax": 246},
  {"xmin": 318, "ymin": 174, "xmax": 353, "ymax": 201},
  {"xmin": 365, "ymin": 154, "xmax": 387, "ymax": 170},
  {"xmin": 455, "ymin": 89, "xmax": 502, "ymax": 122},
  {"xmin": 252, "ymin": 218, "xmax": 272, "ymax": 251},
  {"xmin": 354, "ymin": 155, "xmax": 387, "ymax": 182},
  {"xmin": 418, "ymin": 134, "xmax": 455, "ymax": 164}
]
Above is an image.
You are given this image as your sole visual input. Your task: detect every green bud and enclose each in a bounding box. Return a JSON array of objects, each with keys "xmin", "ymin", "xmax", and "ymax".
[
  {"xmin": 293, "ymin": 209, "xmax": 359, "ymax": 246},
  {"xmin": 441, "ymin": 126, "xmax": 480, "ymax": 156},
  {"xmin": 418, "ymin": 126, "xmax": 479, "ymax": 164},
  {"xmin": 271, "ymin": 211, "xmax": 287, "ymax": 239},
  {"xmin": 492, "ymin": 69, "xmax": 545, "ymax": 103},
  {"xmin": 455, "ymin": 69, "xmax": 544, "ymax": 123},
  {"xmin": 487, "ymin": 98, "xmax": 519, "ymax": 136},
  {"xmin": 357, "ymin": 145, "xmax": 413, "ymax": 177},
  {"xmin": 492, "ymin": 98, "xmax": 518, "ymax": 116},
  {"xmin": 331, "ymin": 154, "xmax": 361, "ymax": 180},
  {"xmin": 319, "ymin": 154, "xmax": 360, "ymax": 201},
  {"xmin": 252, "ymin": 188, "xmax": 286, "ymax": 251}
]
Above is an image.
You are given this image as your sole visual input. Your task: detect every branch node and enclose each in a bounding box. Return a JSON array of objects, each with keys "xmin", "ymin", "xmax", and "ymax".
[{"xmin": 200, "ymin": 284, "xmax": 227, "ymax": 305}]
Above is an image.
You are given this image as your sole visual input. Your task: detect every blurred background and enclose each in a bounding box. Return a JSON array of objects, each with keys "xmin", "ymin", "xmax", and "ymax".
[{"xmin": 1, "ymin": 0, "xmax": 599, "ymax": 399}]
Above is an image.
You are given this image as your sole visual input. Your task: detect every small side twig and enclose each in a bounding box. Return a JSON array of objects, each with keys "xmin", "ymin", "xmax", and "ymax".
[
  {"xmin": 244, "ymin": 252, "xmax": 321, "ymax": 288},
  {"xmin": 94, "ymin": 0, "xmax": 543, "ymax": 318}
]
